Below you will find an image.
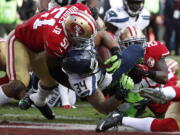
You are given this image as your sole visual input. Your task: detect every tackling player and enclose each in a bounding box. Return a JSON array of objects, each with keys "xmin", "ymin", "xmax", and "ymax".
[
  {"xmin": 11, "ymin": 3, "xmax": 129, "ymax": 119},
  {"xmin": 0, "ymin": 39, "xmax": 76, "ymax": 108},
  {"xmin": 96, "ymin": 26, "xmax": 180, "ymax": 132}
]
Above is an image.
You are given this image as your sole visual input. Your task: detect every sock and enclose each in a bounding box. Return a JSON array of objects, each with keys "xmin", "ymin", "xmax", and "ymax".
[
  {"xmin": 161, "ymin": 87, "xmax": 176, "ymax": 100},
  {"xmin": 59, "ymin": 84, "xmax": 70, "ymax": 106},
  {"xmin": 122, "ymin": 117, "xmax": 154, "ymax": 131},
  {"xmin": 30, "ymin": 83, "xmax": 52, "ymax": 106},
  {"xmin": 151, "ymin": 118, "xmax": 179, "ymax": 132},
  {"xmin": 0, "ymin": 87, "xmax": 11, "ymax": 105},
  {"xmin": 68, "ymin": 89, "xmax": 76, "ymax": 106}
]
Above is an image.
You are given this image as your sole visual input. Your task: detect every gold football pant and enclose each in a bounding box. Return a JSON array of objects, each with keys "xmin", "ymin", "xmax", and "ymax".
[{"xmin": 6, "ymin": 31, "xmax": 57, "ymax": 88}]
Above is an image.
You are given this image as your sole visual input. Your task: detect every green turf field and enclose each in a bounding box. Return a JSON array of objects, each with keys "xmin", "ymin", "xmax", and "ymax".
[
  {"xmin": 0, "ymin": 56, "xmax": 179, "ymax": 124},
  {"xmin": 0, "ymin": 100, "xmax": 105, "ymax": 124}
]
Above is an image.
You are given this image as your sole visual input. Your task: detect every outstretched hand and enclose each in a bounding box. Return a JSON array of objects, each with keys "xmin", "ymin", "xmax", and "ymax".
[{"xmin": 119, "ymin": 74, "xmax": 134, "ymax": 90}]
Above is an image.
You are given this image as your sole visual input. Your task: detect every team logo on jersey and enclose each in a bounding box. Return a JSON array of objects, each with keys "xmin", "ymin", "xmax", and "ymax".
[
  {"xmin": 71, "ymin": 23, "xmax": 84, "ymax": 36},
  {"xmin": 146, "ymin": 57, "xmax": 155, "ymax": 68}
]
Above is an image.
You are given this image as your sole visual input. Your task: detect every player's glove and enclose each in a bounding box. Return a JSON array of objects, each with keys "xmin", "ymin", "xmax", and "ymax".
[
  {"xmin": 132, "ymin": 64, "xmax": 156, "ymax": 78},
  {"xmin": 114, "ymin": 74, "xmax": 134, "ymax": 101},
  {"xmin": 119, "ymin": 74, "xmax": 134, "ymax": 90},
  {"xmin": 104, "ymin": 47, "xmax": 122, "ymax": 73}
]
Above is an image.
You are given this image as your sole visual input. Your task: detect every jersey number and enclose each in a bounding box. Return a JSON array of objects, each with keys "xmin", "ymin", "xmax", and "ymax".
[
  {"xmin": 33, "ymin": 8, "xmax": 65, "ymax": 30},
  {"xmin": 74, "ymin": 80, "xmax": 87, "ymax": 93}
]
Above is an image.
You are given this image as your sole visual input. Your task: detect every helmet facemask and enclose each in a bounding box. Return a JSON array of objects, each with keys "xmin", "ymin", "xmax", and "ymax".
[
  {"xmin": 119, "ymin": 26, "xmax": 147, "ymax": 50},
  {"xmin": 123, "ymin": 0, "xmax": 144, "ymax": 17}
]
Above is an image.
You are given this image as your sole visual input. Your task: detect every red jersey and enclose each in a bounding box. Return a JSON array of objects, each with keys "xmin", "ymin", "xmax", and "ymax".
[
  {"xmin": 144, "ymin": 41, "xmax": 169, "ymax": 69},
  {"xmin": 142, "ymin": 41, "xmax": 177, "ymax": 116},
  {"xmin": 15, "ymin": 3, "xmax": 92, "ymax": 57}
]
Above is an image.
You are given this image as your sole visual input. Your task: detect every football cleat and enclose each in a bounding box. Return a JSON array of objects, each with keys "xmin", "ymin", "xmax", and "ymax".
[
  {"xmin": 19, "ymin": 92, "xmax": 55, "ymax": 120},
  {"xmin": 96, "ymin": 111, "xmax": 123, "ymax": 132},
  {"xmin": 19, "ymin": 91, "xmax": 34, "ymax": 110},
  {"xmin": 36, "ymin": 104, "xmax": 55, "ymax": 120},
  {"xmin": 139, "ymin": 88, "xmax": 167, "ymax": 104}
]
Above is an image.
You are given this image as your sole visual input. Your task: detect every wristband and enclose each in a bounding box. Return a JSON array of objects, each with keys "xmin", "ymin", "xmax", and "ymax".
[
  {"xmin": 111, "ymin": 47, "xmax": 121, "ymax": 54},
  {"xmin": 147, "ymin": 70, "xmax": 156, "ymax": 78},
  {"xmin": 114, "ymin": 85, "xmax": 128, "ymax": 101}
]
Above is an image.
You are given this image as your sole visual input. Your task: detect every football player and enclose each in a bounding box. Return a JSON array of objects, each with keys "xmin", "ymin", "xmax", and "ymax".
[
  {"xmin": 104, "ymin": 0, "xmax": 150, "ymax": 38},
  {"xmin": 8, "ymin": 3, "xmax": 125, "ymax": 120},
  {"xmin": 0, "ymin": 39, "xmax": 76, "ymax": 108},
  {"xmin": 96, "ymin": 26, "xmax": 180, "ymax": 132}
]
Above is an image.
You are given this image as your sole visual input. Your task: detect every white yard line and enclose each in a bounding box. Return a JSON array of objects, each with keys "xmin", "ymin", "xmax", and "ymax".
[{"xmin": 2, "ymin": 114, "xmax": 95, "ymax": 120}]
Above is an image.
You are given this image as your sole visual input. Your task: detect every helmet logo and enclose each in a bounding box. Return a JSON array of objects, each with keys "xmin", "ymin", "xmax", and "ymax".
[
  {"xmin": 71, "ymin": 23, "xmax": 84, "ymax": 36},
  {"xmin": 147, "ymin": 57, "xmax": 155, "ymax": 68}
]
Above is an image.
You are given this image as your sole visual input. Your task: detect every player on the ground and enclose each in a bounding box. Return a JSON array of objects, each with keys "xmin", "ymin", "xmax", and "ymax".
[
  {"xmin": 95, "ymin": 27, "xmax": 180, "ymax": 132},
  {"xmin": 104, "ymin": 0, "xmax": 150, "ymax": 39},
  {"xmin": 36, "ymin": 0, "xmax": 104, "ymax": 107},
  {"xmin": 4, "ymin": 3, "xmax": 104, "ymax": 120},
  {"xmin": 13, "ymin": 3, "xmax": 135, "ymax": 119},
  {"xmin": 0, "ymin": 39, "xmax": 76, "ymax": 108}
]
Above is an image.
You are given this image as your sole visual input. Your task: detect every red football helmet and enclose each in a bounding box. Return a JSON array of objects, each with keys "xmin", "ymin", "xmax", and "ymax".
[{"xmin": 64, "ymin": 10, "xmax": 97, "ymax": 48}]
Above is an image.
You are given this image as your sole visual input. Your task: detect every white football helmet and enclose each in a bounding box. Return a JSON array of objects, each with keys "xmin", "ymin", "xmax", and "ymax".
[{"xmin": 119, "ymin": 26, "xmax": 146, "ymax": 50}]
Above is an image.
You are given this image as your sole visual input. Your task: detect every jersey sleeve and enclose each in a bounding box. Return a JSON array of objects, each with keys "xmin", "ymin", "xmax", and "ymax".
[
  {"xmin": 144, "ymin": 41, "xmax": 170, "ymax": 68},
  {"xmin": 140, "ymin": 8, "xmax": 150, "ymax": 29}
]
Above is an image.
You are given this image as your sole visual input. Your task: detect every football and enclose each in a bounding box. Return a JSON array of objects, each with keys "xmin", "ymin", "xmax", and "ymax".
[{"xmin": 97, "ymin": 45, "xmax": 112, "ymax": 69}]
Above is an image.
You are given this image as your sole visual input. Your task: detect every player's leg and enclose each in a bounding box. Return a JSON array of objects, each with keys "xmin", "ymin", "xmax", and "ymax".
[
  {"xmin": 96, "ymin": 111, "xmax": 179, "ymax": 132},
  {"xmin": 4, "ymin": 31, "xmax": 30, "ymax": 101},
  {"xmin": 20, "ymin": 51, "xmax": 58, "ymax": 119},
  {"xmin": 60, "ymin": 86, "xmax": 77, "ymax": 109},
  {"xmin": 29, "ymin": 51, "xmax": 58, "ymax": 106}
]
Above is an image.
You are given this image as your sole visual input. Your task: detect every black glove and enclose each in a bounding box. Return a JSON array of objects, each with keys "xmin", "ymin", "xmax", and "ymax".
[
  {"xmin": 111, "ymin": 47, "xmax": 122, "ymax": 59},
  {"xmin": 89, "ymin": 7, "xmax": 99, "ymax": 20},
  {"xmin": 114, "ymin": 84, "xmax": 128, "ymax": 101},
  {"xmin": 132, "ymin": 64, "xmax": 156, "ymax": 78}
]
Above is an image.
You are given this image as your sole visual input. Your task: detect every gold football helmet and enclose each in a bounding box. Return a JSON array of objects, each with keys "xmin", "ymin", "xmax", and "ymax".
[
  {"xmin": 64, "ymin": 10, "xmax": 97, "ymax": 41},
  {"xmin": 119, "ymin": 26, "xmax": 146, "ymax": 50}
]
